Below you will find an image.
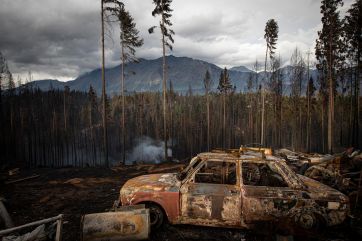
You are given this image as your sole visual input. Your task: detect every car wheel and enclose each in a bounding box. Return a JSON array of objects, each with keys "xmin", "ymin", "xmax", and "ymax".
[
  {"xmin": 295, "ymin": 212, "xmax": 318, "ymax": 230},
  {"xmin": 148, "ymin": 204, "xmax": 164, "ymax": 229}
]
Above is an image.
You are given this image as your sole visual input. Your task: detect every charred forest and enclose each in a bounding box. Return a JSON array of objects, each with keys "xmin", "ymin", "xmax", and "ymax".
[{"xmin": 0, "ymin": 77, "xmax": 360, "ymax": 168}]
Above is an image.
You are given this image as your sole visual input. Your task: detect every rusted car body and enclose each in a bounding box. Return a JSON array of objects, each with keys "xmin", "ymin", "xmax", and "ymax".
[{"xmin": 119, "ymin": 148, "xmax": 350, "ymax": 230}]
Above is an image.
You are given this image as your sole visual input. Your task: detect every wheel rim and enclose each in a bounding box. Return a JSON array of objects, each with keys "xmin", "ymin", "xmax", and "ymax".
[{"xmin": 298, "ymin": 213, "xmax": 315, "ymax": 229}]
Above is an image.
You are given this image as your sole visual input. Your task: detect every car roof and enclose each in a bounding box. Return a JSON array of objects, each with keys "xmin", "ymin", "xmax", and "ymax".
[
  {"xmin": 197, "ymin": 151, "xmax": 283, "ymax": 162},
  {"xmin": 195, "ymin": 150, "xmax": 306, "ymax": 189}
]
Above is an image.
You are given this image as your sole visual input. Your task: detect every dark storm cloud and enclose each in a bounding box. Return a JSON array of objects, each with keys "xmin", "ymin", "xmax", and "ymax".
[
  {"xmin": 0, "ymin": 0, "xmax": 354, "ymax": 81},
  {"xmin": 0, "ymin": 0, "xmax": 102, "ymax": 80}
]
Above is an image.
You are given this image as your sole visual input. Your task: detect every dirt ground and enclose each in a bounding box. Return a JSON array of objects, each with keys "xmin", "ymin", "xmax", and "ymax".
[{"xmin": 1, "ymin": 164, "xmax": 361, "ymax": 241}]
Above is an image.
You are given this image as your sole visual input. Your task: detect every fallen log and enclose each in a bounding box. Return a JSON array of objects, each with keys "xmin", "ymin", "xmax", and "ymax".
[{"xmin": 5, "ymin": 175, "xmax": 40, "ymax": 184}]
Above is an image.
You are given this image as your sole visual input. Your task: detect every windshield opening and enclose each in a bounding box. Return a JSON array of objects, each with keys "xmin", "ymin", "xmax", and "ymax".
[{"xmin": 177, "ymin": 157, "xmax": 201, "ymax": 181}]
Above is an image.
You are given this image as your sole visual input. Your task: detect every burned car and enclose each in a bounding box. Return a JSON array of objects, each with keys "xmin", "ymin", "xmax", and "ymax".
[{"xmin": 118, "ymin": 148, "xmax": 349, "ymax": 230}]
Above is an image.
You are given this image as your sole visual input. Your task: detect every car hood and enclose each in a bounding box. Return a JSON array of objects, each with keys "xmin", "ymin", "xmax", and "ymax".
[
  {"xmin": 298, "ymin": 174, "xmax": 349, "ymax": 202},
  {"xmin": 121, "ymin": 173, "xmax": 181, "ymax": 195}
]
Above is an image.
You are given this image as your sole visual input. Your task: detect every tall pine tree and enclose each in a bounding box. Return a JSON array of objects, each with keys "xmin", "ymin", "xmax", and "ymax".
[
  {"xmin": 315, "ymin": 0, "xmax": 344, "ymax": 153},
  {"xmin": 262, "ymin": 19, "xmax": 279, "ymax": 146},
  {"xmin": 108, "ymin": 1, "xmax": 144, "ymax": 164},
  {"xmin": 149, "ymin": 0, "xmax": 175, "ymax": 160},
  {"xmin": 344, "ymin": 0, "xmax": 361, "ymax": 147},
  {"xmin": 203, "ymin": 70, "xmax": 212, "ymax": 151},
  {"xmin": 218, "ymin": 68, "xmax": 234, "ymax": 149}
]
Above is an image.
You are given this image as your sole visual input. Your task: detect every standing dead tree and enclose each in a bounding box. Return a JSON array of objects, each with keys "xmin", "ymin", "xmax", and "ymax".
[
  {"xmin": 101, "ymin": 0, "xmax": 109, "ymax": 166},
  {"xmin": 105, "ymin": 0, "xmax": 143, "ymax": 165},
  {"xmin": 217, "ymin": 67, "xmax": 234, "ymax": 149},
  {"xmin": 203, "ymin": 70, "xmax": 212, "ymax": 151},
  {"xmin": 149, "ymin": 0, "xmax": 175, "ymax": 161},
  {"xmin": 268, "ymin": 56, "xmax": 283, "ymax": 148},
  {"xmin": 316, "ymin": 0, "xmax": 344, "ymax": 153},
  {"xmin": 344, "ymin": 0, "xmax": 361, "ymax": 148},
  {"xmin": 306, "ymin": 50, "xmax": 313, "ymax": 152},
  {"xmin": 262, "ymin": 19, "xmax": 279, "ymax": 147},
  {"xmin": 290, "ymin": 47, "xmax": 305, "ymax": 150}
]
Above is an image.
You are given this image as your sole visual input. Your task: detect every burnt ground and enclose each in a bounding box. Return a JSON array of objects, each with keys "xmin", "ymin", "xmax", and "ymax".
[{"xmin": 1, "ymin": 164, "xmax": 362, "ymax": 241}]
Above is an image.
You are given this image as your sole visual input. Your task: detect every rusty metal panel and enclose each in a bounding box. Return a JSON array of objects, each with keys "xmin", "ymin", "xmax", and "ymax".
[
  {"xmin": 81, "ymin": 207, "xmax": 149, "ymax": 241},
  {"xmin": 120, "ymin": 173, "xmax": 181, "ymax": 223}
]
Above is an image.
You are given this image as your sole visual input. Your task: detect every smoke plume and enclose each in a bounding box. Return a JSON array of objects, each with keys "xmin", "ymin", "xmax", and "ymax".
[{"xmin": 127, "ymin": 136, "xmax": 172, "ymax": 164}]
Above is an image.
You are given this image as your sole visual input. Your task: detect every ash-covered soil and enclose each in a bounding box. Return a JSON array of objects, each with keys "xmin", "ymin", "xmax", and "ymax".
[{"xmin": 1, "ymin": 164, "xmax": 361, "ymax": 241}]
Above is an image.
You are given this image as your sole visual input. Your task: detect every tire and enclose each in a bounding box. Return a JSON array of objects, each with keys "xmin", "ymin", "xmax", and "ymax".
[
  {"xmin": 147, "ymin": 204, "xmax": 164, "ymax": 229},
  {"xmin": 295, "ymin": 212, "xmax": 318, "ymax": 230}
]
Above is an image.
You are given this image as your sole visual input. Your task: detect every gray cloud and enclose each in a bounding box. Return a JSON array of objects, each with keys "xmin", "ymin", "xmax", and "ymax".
[{"xmin": 0, "ymin": 0, "xmax": 354, "ymax": 81}]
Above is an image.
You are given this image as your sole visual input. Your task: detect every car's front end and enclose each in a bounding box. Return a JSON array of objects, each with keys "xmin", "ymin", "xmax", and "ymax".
[
  {"xmin": 298, "ymin": 175, "xmax": 350, "ymax": 227},
  {"xmin": 119, "ymin": 173, "xmax": 182, "ymax": 225}
]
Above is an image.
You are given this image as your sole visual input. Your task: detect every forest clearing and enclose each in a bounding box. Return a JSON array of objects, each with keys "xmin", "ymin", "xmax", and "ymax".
[{"xmin": 1, "ymin": 148, "xmax": 362, "ymax": 241}]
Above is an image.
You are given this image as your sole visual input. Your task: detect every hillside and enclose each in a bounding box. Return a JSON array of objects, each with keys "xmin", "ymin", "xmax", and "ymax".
[{"xmin": 27, "ymin": 55, "xmax": 318, "ymax": 95}]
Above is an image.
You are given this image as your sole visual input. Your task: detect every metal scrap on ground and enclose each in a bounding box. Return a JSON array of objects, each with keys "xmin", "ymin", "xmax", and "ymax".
[
  {"xmin": 0, "ymin": 215, "xmax": 63, "ymax": 241},
  {"xmin": 81, "ymin": 205, "xmax": 149, "ymax": 241}
]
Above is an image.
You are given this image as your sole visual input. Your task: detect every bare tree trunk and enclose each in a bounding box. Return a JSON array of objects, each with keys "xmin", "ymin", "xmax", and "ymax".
[
  {"xmin": 273, "ymin": 95, "xmax": 277, "ymax": 147},
  {"xmin": 322, "ymin": 102, "xmax": 325, "ymax": 153},
  {"xmin": 63, "ymin": 91, "xmax": 67, "ymax": 130},
  {"xmin": 299, "ymin": 104, "xmax": 302, "ymax": 150},
  {"xmin": 223, "ymin": 93, "xmax": 226, "ymax": 149},
  {"xmin": 121, "ymin": 42, "xmax": 126, "ymax": 165},
  {"xmin": 188, "ymin": 103, "xmax": 193, "ymax": 157},
  {"xmin": 162, "ymin": 15, "xmax": 168, "ymax": 161},
  {"xmin": 328, "ymin": 41, "xmax": 334, "ymax": 154},
  {"xmin": 206, "ymin": 92, "xmax": 210, "ymax": 151},
  {"xmin": 169, "ymin": 96, "xmax": 173, "ymax": 155},
  {"xmin": 256, "ymin": 90, "xmax": 260, "ymax": 143},
  {"xmin": 307, "ymin": 93, "xmax": 310, "ymax": 151},
  {"xmin": 307, "ymin": 92, "xmax": 311, "ymax": 152},
  {"xmin": 306, "ymin": 51, "xmax": 311, "ymax": 152},
  {"xmin": 261, "ymin": 47, "xmax": 268, "ymax": 146},
  {"xmin": 248, "ymin": 94, "xmax": 253, "ymax": 143},
  {"xmin": 340, "ymin": 95, "xmax": 344, "ymax": 146},
  {"xmin": 279, "ymin": 98, "xmax": 282, "ymax": 147},
  {"xmin": 349, "ymin": 66, "xmax": 353, "ymax": 146},
  {"xmin": 352, "ymin": 52, "xmax": 360, "ymax": 147},
  {"xmin": 101, "ymin": 0, "xmax": 108, "ymax": 167},
  {"xmin": 357, "ymin": 55, "xmax": 360, "ymax": 147}
]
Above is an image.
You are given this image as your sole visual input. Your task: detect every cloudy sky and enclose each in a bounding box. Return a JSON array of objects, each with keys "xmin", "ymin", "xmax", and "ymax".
[{"xmin": 0, "ymin": 0, "xmax": 353, "ymax": 81}]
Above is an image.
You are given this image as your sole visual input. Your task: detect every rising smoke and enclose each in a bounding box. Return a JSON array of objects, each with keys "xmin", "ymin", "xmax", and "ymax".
[{"xmin": 127, "ymin": 136, "xmax": 172, "ymax": 165}]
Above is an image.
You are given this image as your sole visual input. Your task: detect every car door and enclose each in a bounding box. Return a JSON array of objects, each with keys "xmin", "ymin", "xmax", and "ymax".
[
  {"xmin": 240, "ymin": 160, "xmax": 301, "ymax": 223},
  {"xmin": 180, "ymin": 159, "xmax": 241, "ymax": 227}
]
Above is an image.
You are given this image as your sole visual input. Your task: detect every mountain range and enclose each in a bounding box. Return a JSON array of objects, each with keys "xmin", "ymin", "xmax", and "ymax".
[{"xmin": 26, "ymin": 55, "xmax": 319, "ymax": 95}]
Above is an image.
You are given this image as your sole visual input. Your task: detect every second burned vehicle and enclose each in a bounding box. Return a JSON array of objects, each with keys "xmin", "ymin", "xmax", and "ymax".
[{"xmin": 118, "ymin": 147, "xmax": 350, "ymax": 231}]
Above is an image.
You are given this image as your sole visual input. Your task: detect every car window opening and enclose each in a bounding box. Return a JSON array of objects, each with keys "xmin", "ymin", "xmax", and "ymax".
[
  {"xmin": 177, "ymin": 157, "xmax": 201, "ymax": 181},
  {"xmin": 242, "ymin": 162, "xmax": 288, "ymax": 187},
  {"xmin": 195, "ymin": 161, "xmax": 237, "ymax": 185}
]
